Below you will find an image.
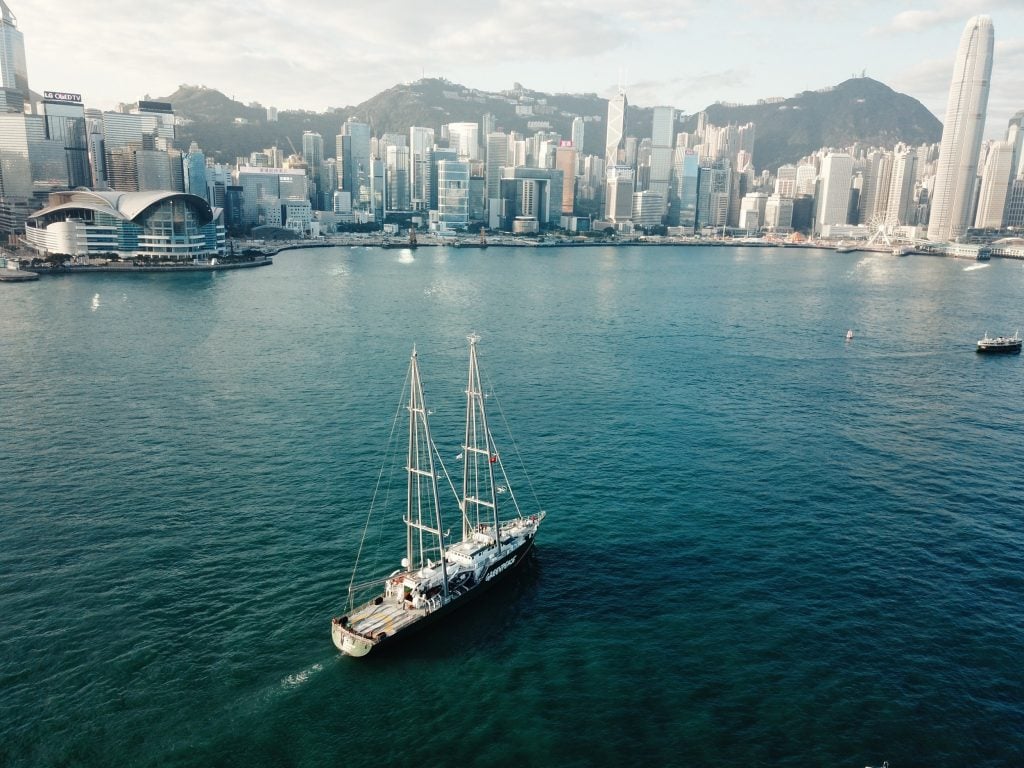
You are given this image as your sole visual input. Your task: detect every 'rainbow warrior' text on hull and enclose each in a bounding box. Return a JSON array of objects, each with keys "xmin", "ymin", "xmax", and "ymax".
[{"xmin": 331, "ymin": 335, "xmax": 545, "ymax": 657}]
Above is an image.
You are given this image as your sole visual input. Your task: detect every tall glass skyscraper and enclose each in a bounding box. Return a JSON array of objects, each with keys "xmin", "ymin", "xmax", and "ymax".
[
  {"xmin": 605, "ymin": 91, "xmax": 627, "ymax": 171},
  {"xmin": 927, "ymin": 15, "xmax": 994, "ymax": 241},
  {"xmin": 0, "ymin": 1, "xmax": 28, "ymax": 113}
]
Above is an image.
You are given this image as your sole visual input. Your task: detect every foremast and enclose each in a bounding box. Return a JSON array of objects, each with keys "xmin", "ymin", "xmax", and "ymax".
[
  {"xmin": 460, "ymin": 334, "xmax": 501, "ymax": 550},
  {"xmin": 405, "ymin": 347, "xmax": 449, "ymax": 600}
]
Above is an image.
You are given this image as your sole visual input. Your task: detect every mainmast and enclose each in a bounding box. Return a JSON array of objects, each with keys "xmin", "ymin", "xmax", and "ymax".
[
  {"xmin": 405, "ymin": 347, "xmax": 449, "ymax": 594},
  {"xmin": 460, "ymin": 334, "xmax": 500, "ymax": 547}
]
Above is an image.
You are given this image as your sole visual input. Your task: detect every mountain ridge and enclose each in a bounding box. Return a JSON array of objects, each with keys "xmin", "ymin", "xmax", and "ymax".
[{"xmin": 163, "ymin": 77, "xmax": 942, "ymax": 173}]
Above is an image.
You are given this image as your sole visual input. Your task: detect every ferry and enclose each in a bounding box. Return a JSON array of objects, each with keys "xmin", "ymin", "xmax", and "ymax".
[{"xmin": 976, "ymin": 331, "xmax": 1022, "ymax": 354}]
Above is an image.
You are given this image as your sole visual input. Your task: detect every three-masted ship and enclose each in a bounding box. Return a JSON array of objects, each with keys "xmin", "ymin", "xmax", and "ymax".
[{"xmin": 331, "ymin": 335, "xmax": 545, "ymax": 657}]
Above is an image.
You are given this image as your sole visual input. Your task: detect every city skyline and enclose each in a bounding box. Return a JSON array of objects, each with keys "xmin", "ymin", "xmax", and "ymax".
[{"xmin": 14, "ymin": 1, "xmax": 1024, "ymax": 138}]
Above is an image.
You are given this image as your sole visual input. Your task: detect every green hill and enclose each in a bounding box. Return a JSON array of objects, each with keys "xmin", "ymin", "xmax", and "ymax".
[{"xmin": 164, "ymin": 77, "xmax": 941, "ymax": 172}]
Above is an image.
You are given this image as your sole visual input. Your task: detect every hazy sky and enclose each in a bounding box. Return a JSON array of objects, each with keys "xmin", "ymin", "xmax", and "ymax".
[{"xmin": 17, "ymin": 0, "xmax": 1024, "ymax": 138}]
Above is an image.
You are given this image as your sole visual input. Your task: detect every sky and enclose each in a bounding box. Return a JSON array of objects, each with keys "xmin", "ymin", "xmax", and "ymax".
[{"xmin": 16, "ymin": 0, "xmax": 1024, "ymax": 139}]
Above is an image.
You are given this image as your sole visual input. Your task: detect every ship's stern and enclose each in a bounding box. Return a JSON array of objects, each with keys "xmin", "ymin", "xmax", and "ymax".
[{"xmin": 332, "ymin": 617, "xmax": 373, "ymax": 657}]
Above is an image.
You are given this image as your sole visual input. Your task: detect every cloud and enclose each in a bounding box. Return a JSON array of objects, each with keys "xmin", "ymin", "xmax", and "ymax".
[{"xmin": 873, "ymin": 0, "xmax": 1013, "ymax": 35}]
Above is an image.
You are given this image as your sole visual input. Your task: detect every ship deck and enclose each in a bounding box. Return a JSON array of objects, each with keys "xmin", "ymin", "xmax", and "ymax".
[{"xmin": 347, "ymin": 600, "xmax": 424, "ymax": 639}]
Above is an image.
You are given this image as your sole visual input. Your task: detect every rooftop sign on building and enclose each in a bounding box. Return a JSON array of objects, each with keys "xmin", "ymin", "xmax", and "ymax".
[{"xmin": 43, "ymin": 91, "xmax": 82, "ymax": 104}]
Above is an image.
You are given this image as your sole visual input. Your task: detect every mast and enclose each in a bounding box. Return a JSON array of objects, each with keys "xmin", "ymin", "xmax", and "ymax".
[
  {"xmin": 405, "ymin": 347, "xmax": 449, "ymax": 595},
  {"xmin": 460, "ymin": 334, "xmax": 500, "ymax": 548}
]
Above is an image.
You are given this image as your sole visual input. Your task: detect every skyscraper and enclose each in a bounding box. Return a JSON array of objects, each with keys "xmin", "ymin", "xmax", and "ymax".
[
  {"xmin": 0, "ymin": 1, "xmax": 28, "ymax": 113},
  {"xmin": 927, "ymin": 15, "xmax": 995, "ymax": 241},
  {"xmin": 815, "ymin": 153, "xmax": 853, "ymax": 235},
  {"xmin": 973, "ymin": 141, "xmax": 1014, "ymax": 228},
  {"xmin": 605, "ymin": 91, "xmax": 627, "ymax": 170}
]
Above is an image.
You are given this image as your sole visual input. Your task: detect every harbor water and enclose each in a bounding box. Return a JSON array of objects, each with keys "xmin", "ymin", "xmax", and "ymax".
[{"xmin": 2, "ymin": 246, "xmax": 1023, "ymax": 766}]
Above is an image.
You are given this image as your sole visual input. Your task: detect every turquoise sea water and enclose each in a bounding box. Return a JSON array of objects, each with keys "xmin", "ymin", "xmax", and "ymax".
[{"xmin": 2, "ymin": 246, "xmax": 1023, "ymax": 767}]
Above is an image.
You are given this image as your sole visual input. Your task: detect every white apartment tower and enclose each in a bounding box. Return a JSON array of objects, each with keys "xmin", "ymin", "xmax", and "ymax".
[{"xmin": 927, "ymin": 15, "xmax": 995, "ymax": 241}]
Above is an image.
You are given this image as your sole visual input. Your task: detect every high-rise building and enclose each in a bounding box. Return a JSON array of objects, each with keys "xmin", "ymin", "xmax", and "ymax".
[
  {"xmin": 858, "ymin": 150, "xmax": 891, "ymax": 224},
  {"xmin": 974, "ymin": 141, "xmax": 1014, "ymax": 228},
  {"xmin": 40, "ymin": 92, "xmax": 89, "ymax": 188},
  {"xmin": 408, "ymin": 126, "xmax": 434, "ymax": 212},
  {"xmin": 647, "ymin": 106, "xmax": 674, "ymax": 222},
  {"xmin": 928, "ymin": 15, "xmax": 995, "ymax": 241},
  {"xmin": 885, "ymin": 148, "xmax": 918, "ymax": 226},
  {"xmin": 101, "ymin": 102, "xmax": 179, "ymax": 191},
  {"xmin": 302, "ymin": 131, "xmax": 324, "ymax": 209},
  {"xmin": 605, "ymin": 91, "xmax": 627, "ymax": 170},
  {"xmin": 604, "ymin": 166, "xmax": 634, "ymax": 223},
  {"xmin": 436, "ymin": 159, "xmax": 469, "ymax": 229},
  {"xmin": 446, "ymin": 122, "xmax": 480, "ymax": 161},
  {"xmin": 339, "ymin": 118, "xmax": 371, "ymax": 208},
  {"xmin": 764, "ymin": 194, "xmax": 794, "ymax": 231},
  {"xmin": 554, "ymin": 143, "xmax": 576, "ymax": 215},
  {"xmin": 668, "ymin": 148, "xmax": 699, "ymax": 230},
  {"xmin": 775, "ymin": 165, "xmax": 797, "ymax": 199},
  {"xmin": 184, "ymin": 142, "xmax": 208, "ymax": 201},
  {"xmin": 696, "ymin": 159, "xmax": 730, "ymax": 230},
  {"xmin": 0, "ymin": 1, "xmax": 28, "ymax": 113},
  {"xmin": 384, "ymin": 145, "xmax": 410, "ymax": 212},
  {"xmin": 485, "ymin": 131, "xmax": 508, "ymax": 206},
  {"xmin": 815, "ymin": 153, "xmax": 853, "ymax": 234},
  {"xmin": 571, "ymin": 117, "xmax": 584, "ymax": 157}
]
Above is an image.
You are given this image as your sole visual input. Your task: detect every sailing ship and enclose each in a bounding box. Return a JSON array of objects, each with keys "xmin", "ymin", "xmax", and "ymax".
[{"xmin": 331, "ymin": 335, "xmax": 545, "ymax": 657}]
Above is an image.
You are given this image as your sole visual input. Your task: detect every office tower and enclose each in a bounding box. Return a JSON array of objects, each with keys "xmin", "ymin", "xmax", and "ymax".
[
  {"xmin": 40, "ymin": 92, "xmax": 89, "ymax": 188},
  {"xmin": 184, "ymin": 142, "xmax": 207, "ymax": 200},
  {"xmin": 554, "ymin": 143, "xmax": 576, "ymax": 215},
  {"xmin": 885, "ymin": 148, "xmax": 918, "ymax": 225},
  {"xmin": 1009, "ymin": 111, "xmax": 1024, "ymax": 179},
  {"xmin": 774, "ymin": 165, "xmax": 797, "ymax": 198},
  {"xmin": 605, "ymin": 91, "xmax": 627, "ymax": 170},
  {"xmin": 436, "ymin": 160, "xmax": 469, "ymax": 229},
  {"xmin": 604, "ymin": 166, "xmax": 635, "ymax": 222},
  {"xmin": 632, "ymin": 191, "xmax": 664, "ymax": 228},
  {"xmin": 427, "ymin": 146, "xmax": 458, "ymax": 211},
  {"xmin": 408, "ymin": 126, "xmax": 434, "ymax": 211},
  {"xmin": 974, "ymin": 141, "xmax": 1014, "ymax": 228},
  {"xmin": 368, "ymin": 156, "xmax": 384, "ymax": 221},
  {"xmin": 485, "ymin": 131, "xmax": 508, "ymax": 205},
  {"xmin": 578, "ymin": 154, "xmax": 604, "ymax": 205},
  {"xmin": 385, "ymin": 145, "xmax": 409, "ymax": 211},
  {"xmin": 206, "ymin": 163, "xmax": 230, "ymax": 207},
  {"xmin": 646, "ymin": 106, "xmax": 674, "ymax": 221},
  {"xmin": 928, "ymin": 15, "xmax": 994, "ymax": 241},
  {"xmin": 0, "ymin": 1, "xmax": 27, "ymax": 113},
  {"xmin": 696, "ymin": 159, "xmax": 730, "ymax": 229},
  {"xmin": 446, "ymin": 122, "xmax": 480, "ymax": 161},
  {"xmin": 858, "ymin": 150, "xmax": 891, "ymax": 224},
  {"xmin": 496, "ymin": 167, "xmax": 564, "ymax": 230},
  {"xmin": 302, "ymin": 131, "xmax": 324, "ymax": 209},
  {"xmin": 815, "ymin": 153, "xmax": 854, "ymax": 234},
  {"xmin": 795, "ymin": 163, "xmax": 817, "ymax": 196},
  {"xmin": 0, "ymin": 112, "xmax": 63, "ymax": 197},
  {"xmin": 234, "ymin": 166, "xmax": 308, "ymax": 230},
  {"xmin": 738, "ymin": 192, "xmax": 768, "ymax": 231},
  {"xmin": 481, "ymin": 113, "xmax": 496, "ymax": 143},
  {"xmin": 101, "ymin": 102, "xmax": 178, "ymax": 191},
  {"xmin": 668, "ymin": 147, "xmax": 698, "ymax": 229},
  {"xmin": 764, "ymin": 194, "xmax": 794, "ymax": 230},
  {"xmin": 1005, "ymin": 179, "xmax": 1024, "ymax": 227},
  {"xmin": 339, "ymin": 118, "xmax": 370, "ymax": 208}
]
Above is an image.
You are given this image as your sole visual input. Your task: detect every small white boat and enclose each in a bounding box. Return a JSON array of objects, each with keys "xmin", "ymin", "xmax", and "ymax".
[{"xmin": 846, "ymin": 329, "xmax": 854, "ymax": 340}]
